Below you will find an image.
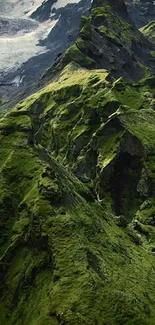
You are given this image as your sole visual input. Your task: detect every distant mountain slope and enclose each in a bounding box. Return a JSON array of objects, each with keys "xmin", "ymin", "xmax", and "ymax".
[
  {"xmin": 0, "ymin": 0, "xmax": 45, "ymax": 17},
  {"xmin": 125, "ymin": 0, "xmax": 155, "ymax": 28},
  {"xmin": 31, "ymin": 0, "xmax": 82, "ymax": 21},
  {"xmin": 0, "ymin": 0, "xmax": 91, "ymax": 105}
]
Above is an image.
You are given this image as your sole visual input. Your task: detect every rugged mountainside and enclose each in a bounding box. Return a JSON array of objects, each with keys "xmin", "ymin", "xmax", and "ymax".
[
  {"xmin": 2, "ymin": 0, "xmax": 155, "ymax": 324},
  {"xmin": 44, "ymin": 0, "xmax": 155, "ymax": 83}
]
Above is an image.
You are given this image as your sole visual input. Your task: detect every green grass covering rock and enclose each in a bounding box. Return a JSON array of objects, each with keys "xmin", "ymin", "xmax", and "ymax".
[
  {"xmin": 1, "ymin": 61, "xmax": 155, "ymax": 324},
  {"xmin": 1, "ymin": 0, "xmax": 155, "ymax": 324}
]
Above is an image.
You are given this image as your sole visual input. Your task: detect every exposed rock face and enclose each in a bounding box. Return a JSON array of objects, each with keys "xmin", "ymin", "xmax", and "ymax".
[
  {"xmin": 31, "ymin": 0, "xmax": 57, "ymax": 21},
  {"xmin": 44, "ymin": 0, "xmax": 92, "ymax": 46}
]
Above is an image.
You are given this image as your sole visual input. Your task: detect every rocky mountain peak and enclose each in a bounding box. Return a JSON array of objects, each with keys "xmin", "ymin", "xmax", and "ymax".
[
  {"xmin": 44, "ymin": 0, "xmax": 155, "ymax": 84},
  {"xmin": 93, "ymin": 0, "xmax": 128, "ymax": 18}
]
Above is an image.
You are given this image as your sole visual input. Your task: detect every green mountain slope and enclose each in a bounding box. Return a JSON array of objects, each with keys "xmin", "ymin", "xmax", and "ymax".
[{"xmin": 1, "ymin": 1, "xmax": 155, "ymax": 325}]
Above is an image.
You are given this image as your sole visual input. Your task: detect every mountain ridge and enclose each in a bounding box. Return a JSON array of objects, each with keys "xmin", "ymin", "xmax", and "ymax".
[
  {"xmin": 43, "ymin": 0, "xmax": 155, "ymax": 84},
  {"xmin": 1, "ymin": 0, "xmax": 155, "ymax": 324}
]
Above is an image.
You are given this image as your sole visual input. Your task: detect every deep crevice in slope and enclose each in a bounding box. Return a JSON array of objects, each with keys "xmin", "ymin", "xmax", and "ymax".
[{"xmin": 112, "ymin": 151, "xmax": 143, "ymax": 218}]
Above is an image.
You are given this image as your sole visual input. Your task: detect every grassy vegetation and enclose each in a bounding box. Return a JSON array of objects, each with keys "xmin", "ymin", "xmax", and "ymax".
[
  {"xmin": 141, "ymin": 20, "xmax": 155, "ymax": 43},
  {"xmin": 1, "ymin": 1, "xmax": 155, "ymax": 324},
  {"xmin": 1, "ymin": 60, "xmax": 155, "ymax": 324}
]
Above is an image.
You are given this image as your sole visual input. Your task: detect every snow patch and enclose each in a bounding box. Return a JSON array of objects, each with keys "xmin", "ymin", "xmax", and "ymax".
[
  {"xmin": 12, "ymin": 75, "xmax": 25, "ymax": 87},
  {"xmin": 0, "ymin": 0, "xmax": 83, "ymax": 76},
  {"xmin": 0, "ymin": 18, "xmax": 58, "ymax": 73},
  {"xmin": 52, "ymin": 0, "xmax": 80, "ymax": 9}
]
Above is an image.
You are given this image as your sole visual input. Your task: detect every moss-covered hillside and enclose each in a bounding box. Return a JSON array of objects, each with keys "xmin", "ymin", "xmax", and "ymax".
[
  {"xmin": 2, "ymin": 0, "xmax": 155, "ymax": 325},
  {"xmin": 44, "ymin": 0, "xmax": 155, "ymax": 83}
]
